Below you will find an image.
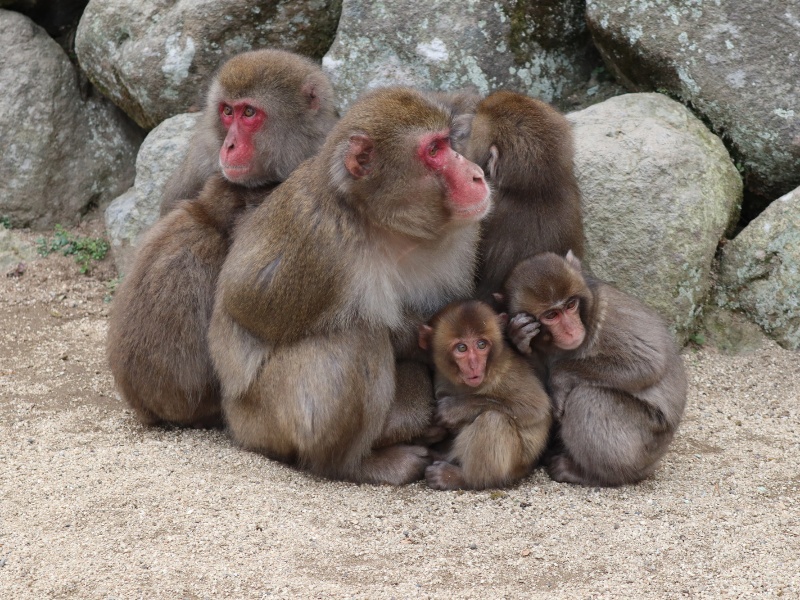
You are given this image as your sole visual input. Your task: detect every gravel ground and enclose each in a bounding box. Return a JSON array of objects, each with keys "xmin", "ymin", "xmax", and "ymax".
[{"xmin": 0, "ymin": 222, "xmax": 798, "ymax": 599}]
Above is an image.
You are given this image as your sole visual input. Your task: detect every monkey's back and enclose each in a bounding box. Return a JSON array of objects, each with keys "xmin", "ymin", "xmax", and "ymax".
[{"xmin": 107, "ymin": 203, "xmax": 231, "ymax": 427}]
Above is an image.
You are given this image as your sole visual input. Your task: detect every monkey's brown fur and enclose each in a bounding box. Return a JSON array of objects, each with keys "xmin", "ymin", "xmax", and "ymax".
[
  {"xmin": 209, "ymin": 87, "xmax": 491, "ymax": 485},
  {"xmin": 422, "ymin": 301, "xmax": 552, "ymax": 490},
  {"xmin": 160, "ymin": 49, "xmax": 338, "ymax": 215},
  {"xmin": 506, "ymin": 252, "xmax": 687, "ymax": 486},
  {"xmin": 457, "ymin": 90, "xmax": 585, "ymax": 300},
  {"xmin": 107, "ymin": 175, "xmax": 266, "ymax": 427}
]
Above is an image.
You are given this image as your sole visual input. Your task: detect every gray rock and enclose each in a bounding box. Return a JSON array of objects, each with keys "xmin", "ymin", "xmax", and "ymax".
[
  {"xmin": 717, "ymin": 187, "xmax": 800, "ymax": 350},
  {"xmin": 75, "ymin": 0, "xmax": 342, "ymax": 129},
  {"xmin": 105, "ymin": 113, "xmax": 200, "ymax": 276},
  {"xmin": 0, "ymin": 9, "xmax": 143, "ymax": 229},
  {"xmin": 569, "ymin": 93, "xmax": 742, "ymax": 344},
  {"xmin": 323, "ymin": 0, "xmax": 594, "ymax": 110},
  {"xmin": 586, "ymin": 0, "xmax": 800, "ymax": 199}
]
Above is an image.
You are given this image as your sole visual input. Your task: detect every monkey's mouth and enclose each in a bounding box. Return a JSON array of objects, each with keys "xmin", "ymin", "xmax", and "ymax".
[
  {"xmin": 453, "ymin": 194, "xmax": 491, "ymax": 221},
  {"xmin": 221, "ymin": 164, "xmax": 252, "ymax": 180},
  {"xmin": 463, "ymin": 374, "xmax": 485, "ymax": 387}
]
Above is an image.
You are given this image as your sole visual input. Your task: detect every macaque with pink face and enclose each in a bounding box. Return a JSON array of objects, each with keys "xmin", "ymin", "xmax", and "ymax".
[
  {"xmin": 505, "ymin": 251, "xmax": 688, "ymax": 487},
  {"xmin": 160, "ymin": 49, "xmax": 338, "ymax": 215},
  {"xmin": 418, "ymin": 300, "xmax": 551, "ymax": 490},
  {"xmin": 208, "ymin": 87, "xmax": 493, "ymax": 485}
]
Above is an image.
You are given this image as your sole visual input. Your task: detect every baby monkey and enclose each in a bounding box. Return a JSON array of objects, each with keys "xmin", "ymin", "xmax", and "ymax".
[
  {"xmin": 506, "ymin": 251, "xmax": 688, "ymax": 486},
  {"xmin": 418, "ymin": 300, "xmax": 552, "ymax": 490}
]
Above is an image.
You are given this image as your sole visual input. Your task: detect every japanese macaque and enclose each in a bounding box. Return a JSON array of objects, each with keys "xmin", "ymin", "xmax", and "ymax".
[
  {"xmin": 208, "ymin": 87, "xmax": 492, "ymax": 485},
  {"xmin": 505, "ymin": 251, "xmax": 688, "ymax": 487},
  {"xmin": 107, "ymin": 175, "xmax": 265, "ymax": 427},
  {"xmin": 419, "ymin": 301, "xmax": 552, "ymax": 490},
  {"xmin": 160, "ymin": 48, "xmax": 338, "ymax": 215},
  {"xmin": 455, "ymin": 90, "xmax": 586, "ymax": 300}
]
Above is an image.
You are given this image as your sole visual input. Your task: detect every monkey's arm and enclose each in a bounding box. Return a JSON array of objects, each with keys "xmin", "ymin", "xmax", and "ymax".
[
  {"xmin": 508, "ymin": 313, "xmax": 541, "ymax": 355},
  {"xmin": 435, "ymin": 394, "xmax": 508, "ymax": 431}
]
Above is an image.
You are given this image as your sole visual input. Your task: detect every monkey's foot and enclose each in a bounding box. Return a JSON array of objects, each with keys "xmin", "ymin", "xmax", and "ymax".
[
  {"xmin": 547, "ymin": 453, "xmax": 589, "ymax": 485},
  {"xmin": 425, "ymin": 460, "xmax": 466, "ymax": 490},
  {"xmin": 361, "ymin": 444, "xmax": 430, "ymax": 486}
]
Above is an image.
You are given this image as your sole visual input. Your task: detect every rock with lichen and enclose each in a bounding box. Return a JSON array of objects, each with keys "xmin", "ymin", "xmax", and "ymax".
[
  {"xmin": 586, "ymin": 0, "xmax": 800, "ymax": 200},
  {"xmin": 75, "ymin": 0, "xmax": 342, "ymax": 129},
  {"xmin": 323, "ymin": 0, "xmax": 596, "ymax": 110},
  {"xmin": 717, "ymin": 186, "xmax": 800, "ymax": 351},
  {"xmin": 569, "ymin": 92, "xmax": 742, "ymax": 344}
]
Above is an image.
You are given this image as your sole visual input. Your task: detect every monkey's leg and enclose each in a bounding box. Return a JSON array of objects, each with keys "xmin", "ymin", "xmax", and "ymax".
[
  {"xmin": 228, "ymin": 328, "xmax": 429, "ymax": 485},
  {"xmin": 554, "ymin": 386, "xmax": 666, "ymax": 486},
  {"xmin": 375, "ymin": 360, "xmax": 442, "ymax": 447},
  {"xmin": 449, "ymin": 411, "xmax": 526, "ymax": 490}
]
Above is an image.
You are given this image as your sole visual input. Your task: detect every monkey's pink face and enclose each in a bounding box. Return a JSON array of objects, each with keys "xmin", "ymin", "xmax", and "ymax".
[
  {"xmin": 417, "ymin": 131, "xmax": 491, "ymax": 221},
  {"xmin": 539, "ymin": 297, "xmax": 585, "ymax": 351},
  {"xmin": 451, "ymin": 335, "xmax": 491, "ymax": 387},
  {"xmin": 218, "ymin": 99, "xmax": 267, "ymax": 183}
]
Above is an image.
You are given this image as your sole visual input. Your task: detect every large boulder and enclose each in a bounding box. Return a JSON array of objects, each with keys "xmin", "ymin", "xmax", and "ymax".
[
  {"xmin": 717, "ymin": 186, "xmax": 800, "ymax": 351},
  {"xmin": 0, "ymin": 9, "xmax": 143, "ymax": 230},
  {"xmin": 569, "ymin": 93, "xmax": 742, "ymax": 344},
  {"xmin": 75, "ymin": 0, "xmax": 342, "ymax": 129},
  {"xmin": 586, "ymin": 0, "xmax": 800, "ymax": 200},
  {"xmin": 323, "ymin": 0, "xmax": 595, "ymax": 110},
  {"xmin": 105, "ymin": 113, "xmax": 200, "ymax": 276}
]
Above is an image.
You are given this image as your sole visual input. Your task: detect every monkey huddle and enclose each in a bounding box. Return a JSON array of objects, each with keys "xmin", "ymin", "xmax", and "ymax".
[{"xmin": 107, "ymin": 49, "xmax": 687, "ymax": 491}]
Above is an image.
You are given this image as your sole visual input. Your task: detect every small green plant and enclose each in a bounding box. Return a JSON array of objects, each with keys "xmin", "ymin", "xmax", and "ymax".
[
  {"xmin": 689, "ymin": 332, "xmax": 706, "ymax": 347},
  {"xmin": 104, "ymin": 276, "xmax": 122, "ymax": 303},
  {"xmin": 1, "ymin": 215, "xmax": 11, "ymax": 229},
  {"xmin": 36, "ymin": 224, "xmax": 110, "ymax": 275}
]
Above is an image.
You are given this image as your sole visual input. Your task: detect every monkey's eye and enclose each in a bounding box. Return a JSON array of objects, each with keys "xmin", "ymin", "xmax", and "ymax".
[
  {"xmin": 455, "ymin": 343, "xmax": 468, "ymax": 353},
  {"xmin": 243, "ymin": 106, "xmax": 256, "ymax": 118},
  {"xmin": 221, "ymin": 104, "xmax": 233, "ymax": 117},
  {"xmin": 541, "ymin": 310, "xmax": 559, "ymax": 322},
  {"xmin": 565, "ymin": 297, "xmax": 579, "ymax": 311},
  {"xmin": 428, "ymin": 143, "xmax": 439, "ymax": 157},
  {"xmin": 476, "ymin": 339, "xmax": 488, "ymax": 350}
]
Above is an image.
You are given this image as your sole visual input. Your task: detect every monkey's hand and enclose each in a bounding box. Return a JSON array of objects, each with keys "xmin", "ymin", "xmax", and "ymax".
[
  {"xmin": 509, "ymin": 313, "xmax": 540, "ymax": 355},
  {"xmin": 435, "ymin": 395, "xmax": 474, "ymax": 431}
]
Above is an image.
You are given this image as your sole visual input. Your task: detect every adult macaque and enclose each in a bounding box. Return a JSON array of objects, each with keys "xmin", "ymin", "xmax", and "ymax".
[
  {"xmin": 505, "ymin": 251, "xmax": 687, "ymax": 486},
  {"xmin": 107, "ymin": 176, "xmax": 264, "ymax": 427},
  {"xmin": 419, "ymin": 301, "xmax": 552, "ymax": 490},
  {"xmin": 455, "ymin": 90, "xmax": 585, "ymax": 300},
  {"xmin": 160, "ymin": 49, "xmax": 338, "ymax": 215},
  {"xmin": 108, "ymin": 50, "xmax": 337, "ymax": 428},
  {"xmin": 208, "ymin": 87, "xmax": 492, "ymax": 485}
]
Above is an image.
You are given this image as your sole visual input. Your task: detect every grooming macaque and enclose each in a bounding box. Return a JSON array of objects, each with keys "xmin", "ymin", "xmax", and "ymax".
[
  {"xmin": 160, "ymin": 48, "xmax": 338, "ymax": 215},
  {"xmin": 455, "ymin": 90, "xmax": 585, "ymax": 300},
  {"xmin": 208, "ymin": 87, "xmax": 491, "ymax": 484},
  {"xmin": 419, "ymin": 301, "xmax": 552, "ymax": 490},
  {"xmin": 505, "ymin": 252, "xmax": 687, "ymax": 487},
  {"xmin": 108, "ymin": 50, "xmax": 337, "ymax": 427},
  {"xmin": 107, "ymin": 175, "xmax": 265, "ymax": 427}
]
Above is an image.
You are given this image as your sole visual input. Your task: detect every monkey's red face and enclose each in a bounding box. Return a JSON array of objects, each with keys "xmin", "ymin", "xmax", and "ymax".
[
  {"xmin": 417, "ymin": 131, "xmax": 490, "ymax": 221},
  {"xmin": 218, "ymin": 99, "xmax": 267, "ymax": 183},
  {"xmin": 451, "ymin": 335, "xmax": 491, "ymax": 387},
  {"xmin": 539, "ymin": 297, "xmax": 585, "ymax": 351}
]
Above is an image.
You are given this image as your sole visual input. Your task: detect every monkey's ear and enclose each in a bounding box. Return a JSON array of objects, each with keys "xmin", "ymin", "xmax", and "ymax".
[
  {"xmin": 565, "ymin": 249, "xmax": 582, "ymax": 271},
  {"xmin": 497, "ymin": 312, "xmax": 509, "ymax": 329},
  {"xmin": 345, "ymin": 134, "xmax": 375, "ymax": 179},
  {"xmin": 302, "ymin": 80, "xmax": 321, "ymax": 111},
  {"xmin": 451, "ymin": 113, "xmax": 474, "ymax": 144},
  {"xmin": 487, "ymin": 145, "xmax": 500, "ymax": 180},
  {"xmin": 418, "ymin": 324, "xmax": 433, "ymax": 351}
]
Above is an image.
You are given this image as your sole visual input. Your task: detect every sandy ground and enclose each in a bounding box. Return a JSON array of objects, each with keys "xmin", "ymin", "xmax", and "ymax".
[{"xmin": 0, "ymin": 222, "xmax": 798, "ymax": 599}]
